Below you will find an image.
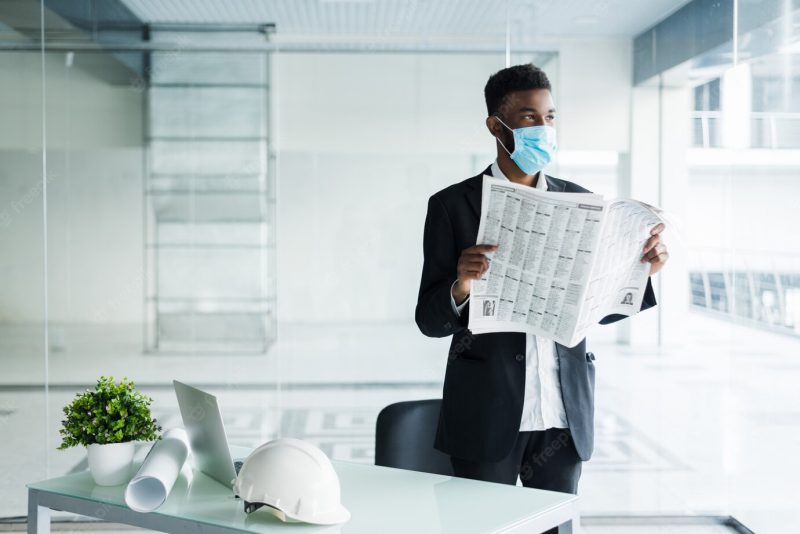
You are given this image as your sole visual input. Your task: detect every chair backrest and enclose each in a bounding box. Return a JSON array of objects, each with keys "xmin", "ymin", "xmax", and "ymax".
[{"xmin": 374, "ymin": 399, "xmax": 453, "ymax": 476}]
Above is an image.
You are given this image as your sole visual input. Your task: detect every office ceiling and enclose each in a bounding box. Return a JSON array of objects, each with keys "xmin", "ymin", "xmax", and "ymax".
[{"xmin": 120, "ymin": 0, "xmax": 692, "ymax": 39}]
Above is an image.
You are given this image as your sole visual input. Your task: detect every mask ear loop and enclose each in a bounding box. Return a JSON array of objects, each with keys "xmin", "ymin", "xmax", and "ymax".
[{"xmin": 493, "ymin": 115, "xmax": 514, "ymax": 156}]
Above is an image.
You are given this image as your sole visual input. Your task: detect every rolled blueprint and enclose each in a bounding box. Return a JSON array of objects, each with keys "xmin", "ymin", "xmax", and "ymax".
[{"xmin": 124, "ymin": 428, "xmax": 190, "ymax": 512}]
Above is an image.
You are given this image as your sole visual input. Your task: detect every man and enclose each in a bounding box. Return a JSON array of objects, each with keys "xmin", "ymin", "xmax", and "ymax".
[{"xmin": 414, "ymin": 64, "xmax": 668, "ymax": 519}]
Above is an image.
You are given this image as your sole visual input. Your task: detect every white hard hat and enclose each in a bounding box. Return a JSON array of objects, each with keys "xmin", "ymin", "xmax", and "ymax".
[{"xmin": 233, "ymin": 438, "xmax": 350, "ymax": 525}]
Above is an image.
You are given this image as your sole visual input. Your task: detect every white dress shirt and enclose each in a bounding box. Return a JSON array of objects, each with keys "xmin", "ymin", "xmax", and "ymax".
[{"xmin": 449, "ymin": 161, "xmax": 568, "ymax": 431}]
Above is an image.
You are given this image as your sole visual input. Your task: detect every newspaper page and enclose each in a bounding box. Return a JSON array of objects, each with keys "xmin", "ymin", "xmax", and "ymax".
[
  {"xmin": 467, "ymin": 176, "xmax": 605, "ymax": 346},
  {"xmin": 572, "ymin": 199, "xmax": 665, "ymax": 338},
  {"xmin": 467, "ymin": 176, "xmax": 665, "ymax": 347}
]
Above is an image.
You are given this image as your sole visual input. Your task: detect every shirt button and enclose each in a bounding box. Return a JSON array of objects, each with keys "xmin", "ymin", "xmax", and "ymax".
[{"xmin": 515, "ymin": 353, "xmax": 525, "ymax": 362}]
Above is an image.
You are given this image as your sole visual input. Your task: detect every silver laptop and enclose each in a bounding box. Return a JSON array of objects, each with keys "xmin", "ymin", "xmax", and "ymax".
[{"xmin": 173, "ymin": 380, "xmax": 241, "ymax": 487}]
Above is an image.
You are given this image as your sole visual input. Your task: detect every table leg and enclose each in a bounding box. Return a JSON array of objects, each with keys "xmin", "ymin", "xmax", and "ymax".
[
  {"xmin": 27, "ymin": 489, "xmax": 51, "ymax": 534},
  {"xmin": 557, "ymin": 506, "xmax": 580, "ymax": 534}
]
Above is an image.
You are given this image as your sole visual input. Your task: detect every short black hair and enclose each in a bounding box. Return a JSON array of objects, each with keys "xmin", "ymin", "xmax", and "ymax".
[{"xmin": 484, "ymin": 63, "xmax": 551, "ymax": 116}]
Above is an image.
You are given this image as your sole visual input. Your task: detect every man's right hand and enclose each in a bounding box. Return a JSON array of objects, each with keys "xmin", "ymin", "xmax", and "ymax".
[{"xmin": 452, "ymin": 244, "xmax": 498, "ymax": 305}]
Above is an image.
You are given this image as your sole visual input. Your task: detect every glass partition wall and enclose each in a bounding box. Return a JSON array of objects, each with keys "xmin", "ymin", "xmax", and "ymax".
[
  {"xmin": 0, "ymin": 41, "xmax": 47, "ymax": 519},
  {"xmin": 0, "ymin": 1, "xmax": 511, "ymax": 524},
  {"xmin": 143, "ymin": 30, "xmax": 276, "ymax": 354},
  {"xmin": 1, "ymin": 1, "xmax": 797, "ymax": 532},
  {"xmin": 0, "ymin": 0, "xmax": 48, "ymax": 520}
]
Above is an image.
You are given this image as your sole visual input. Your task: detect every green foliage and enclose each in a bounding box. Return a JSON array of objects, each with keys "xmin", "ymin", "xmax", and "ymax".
[{"xmin": 58, "ymin": 376, "xmax": 162, "ymax": 449}]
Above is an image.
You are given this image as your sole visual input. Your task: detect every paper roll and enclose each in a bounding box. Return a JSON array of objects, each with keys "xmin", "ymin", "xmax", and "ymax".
[{"xmin": 124, "ymin": 428, "xmax": 190, "ymax": 513}]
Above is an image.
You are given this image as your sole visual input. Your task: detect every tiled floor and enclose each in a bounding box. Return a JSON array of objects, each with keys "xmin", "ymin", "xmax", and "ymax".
[{"xmin": 1, "ymin": 312, "xmax": 797, "ymax": 533}]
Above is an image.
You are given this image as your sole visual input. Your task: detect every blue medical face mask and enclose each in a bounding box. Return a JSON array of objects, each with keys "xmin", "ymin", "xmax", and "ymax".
[{"xmin": 494, "ymin": 115, "xmax": 557, "ymax": 176}]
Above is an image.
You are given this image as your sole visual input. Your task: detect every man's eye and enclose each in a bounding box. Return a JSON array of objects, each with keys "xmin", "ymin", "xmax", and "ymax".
[{"xmin": 547, "ymin": 115, "xmax": 555, "ymax": 120}]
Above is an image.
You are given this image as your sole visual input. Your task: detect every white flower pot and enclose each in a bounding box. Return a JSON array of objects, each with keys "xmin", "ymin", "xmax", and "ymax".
[{"xmin": 86, "ymin": 441, "xmax": 135, "ymax": 486}]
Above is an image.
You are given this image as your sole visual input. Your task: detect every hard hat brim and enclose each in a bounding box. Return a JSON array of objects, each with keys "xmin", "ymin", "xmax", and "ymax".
[{"xmin": 286, "ymin": 504, "xmax": 351, "ymax": 525}]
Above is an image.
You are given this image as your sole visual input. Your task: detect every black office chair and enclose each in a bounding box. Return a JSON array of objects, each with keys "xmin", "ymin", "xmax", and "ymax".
[{"xmin": 374, "ymin": 399, "xmax": 454, "ymax": 476}]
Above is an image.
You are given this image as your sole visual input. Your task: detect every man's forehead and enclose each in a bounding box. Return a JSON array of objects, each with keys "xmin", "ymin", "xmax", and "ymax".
[{"xmin": 499, "ymin": 89, "xmax": 555, "ymax": 113}]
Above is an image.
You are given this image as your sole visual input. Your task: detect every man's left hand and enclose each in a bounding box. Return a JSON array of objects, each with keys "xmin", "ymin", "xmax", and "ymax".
[{"xmin": 641, "ymin": 222, "xmax": 668, "ymax": 275}]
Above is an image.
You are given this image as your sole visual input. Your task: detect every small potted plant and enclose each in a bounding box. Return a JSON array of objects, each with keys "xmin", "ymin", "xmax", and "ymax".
[{"xmin": 58, "ymin": 376, "xmax": 162, "ymax": 486}]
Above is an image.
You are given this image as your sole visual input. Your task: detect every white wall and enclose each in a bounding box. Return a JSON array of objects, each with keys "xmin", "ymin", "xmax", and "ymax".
[
  {"xmin": 555, "ymin": 38, "xmax": 633, "ymax": 152},
  {"xmin": 274, "ymin": 52, "xmax": 501, "ymax": 323},
  {"xmin": 274, "ymin": 42, "xmax": 636, "ymax": 324}
]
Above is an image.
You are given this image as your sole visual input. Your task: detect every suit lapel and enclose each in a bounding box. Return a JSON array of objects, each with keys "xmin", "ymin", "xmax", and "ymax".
[
  {"xmin": 545, "ymin": 174, "xmax": 567, "ymax": 192},
  {"xmin": 466, "ymin": 165, "xmax": 568, "ymax": 220},
  {"xmin": 466, "ymin": 165, "xmax": 492, "ymax": 220}
]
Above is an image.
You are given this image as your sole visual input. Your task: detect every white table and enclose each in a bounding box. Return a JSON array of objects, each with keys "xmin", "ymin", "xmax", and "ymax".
[{"xmin": 28, "ymin": 448, "xmax": 580, "ymax": 533}]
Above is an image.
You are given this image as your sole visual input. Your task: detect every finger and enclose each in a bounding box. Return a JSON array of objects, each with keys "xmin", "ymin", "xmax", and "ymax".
[
  {"xmin": 467, "ymin": 244, "xmax": 499, "ymax": 254},
  {"xmin": 642, "ymin": 248, "xmax": 669, "ymax": 264},
  {"xmin": 641, "ymin": 248, "xmax": 658, "ymax": 263},
  {"xmin": 647, "ymin": 252, "xmax": 669, "ymax": 266},
  {"xmin": 642, "ymin": 234, "xmax": 660, "ymax": 254},
  {"xmin": 642, "ymin": 235, "xmax": 666, "ymax": 254},
  {"xmin": 461, "ymin": 253, "xmax": 493, "ymax": 263},
  {"xmin": 462, "ymin": 258, "xmax": 491, "ymax": 274},
  {"xmin": 461, "ymin": 258, "xmax": 489, "ymax": 271},
  {"xmin": 460, "ymin": 270, "xmax": 483, "ymax": 280},
  {"xmin": 641, "ymin": 246, "xmax": 656, "ymax": 263},
  {"xmin": 460, "ymin": 263, "xmax": 487, "ymax": 275},
  {"xmin": 650, "ymin": 223, "xmax": 666, "ymax": 235}
]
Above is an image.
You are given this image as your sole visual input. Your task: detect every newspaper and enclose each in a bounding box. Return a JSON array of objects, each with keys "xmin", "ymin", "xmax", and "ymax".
[{"xmin": 467, "ymin": 175, "xmax": 666, "ymax": 347}]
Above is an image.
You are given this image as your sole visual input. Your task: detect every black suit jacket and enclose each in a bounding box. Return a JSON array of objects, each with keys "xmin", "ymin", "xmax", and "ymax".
[{"xmin": 415, "ymin": 165, "xmax": 657, "ymax": 462}]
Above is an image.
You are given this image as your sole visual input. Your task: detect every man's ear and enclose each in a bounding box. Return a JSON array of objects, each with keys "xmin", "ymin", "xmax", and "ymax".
[{"xmin": 485, "ymin": 115, "xmax": 501, "ymax": 138}]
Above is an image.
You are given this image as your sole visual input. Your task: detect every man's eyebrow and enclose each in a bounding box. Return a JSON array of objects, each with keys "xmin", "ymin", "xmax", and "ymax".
[{"xmin": 518, "ymin": 107, "xmax": 557, "ymax": 113}]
